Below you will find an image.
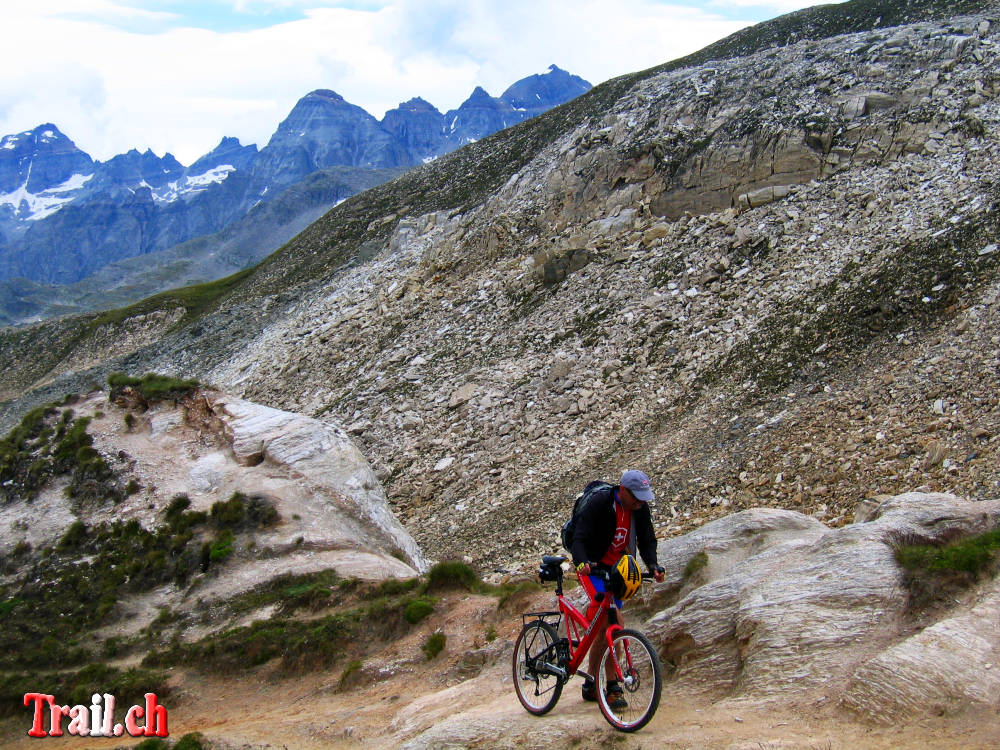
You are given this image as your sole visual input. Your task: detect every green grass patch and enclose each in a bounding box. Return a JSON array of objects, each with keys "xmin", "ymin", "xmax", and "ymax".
[
  {"xmin": 337, "ymin": 659, "xmax": 363, "ymax": 692},
  {"xmin": 495, "ymin": 580, "xmax": 543, "ymax": 611},
  {"xmin": 1, "ymin": 405, "xmax": 120, "ymax": 506},
  {"xmin": 0, "ymin": 664, "xmax": 169, "ymax": 718},
  {"xmin": 0, "ymin": 517, "xmax": 209, "ymax": 669},
  {"xmin": 684, "ymin": 550, "xmax": 709, "ymax": 579},
  {"xmin": 89, "ymin": 266, "xmax": 255, "ymax": 331},
  {"xmin": 0, "ymin": 487, "xmax": 278, "ymax": 670},
  {"xmin": 361, "ymin": 576, "xmax": 421, "ymax": 600},
  {"xmin": 210, "ymin": 491, "xmax": 280, "ymax": 531},
  {"xmin": 143, "ymin": 587, "xmax": 437, "ymax": 675},
  {"xmin": 895, "ymin": 527, "xmax": 1000, "ymax": 615},
  {"xmin": 895, "ymin": 528, "xmax": 1000, "ymax": 576},
  {"xmin": 173, "ymin": 733, "xmax": 208, "ymax": 750},
  {"xmin": 218, "ymin": 569, "xmax": 344, "ymax": 618},
  {"xmin": 403, "ymin": 596, "xmax": 435, "ymax": 624},
  {"xmin": 107, "ymin": 372, "xmax": 199, "ymax": 403},
  {"xmin": 207, "ymin": 529, "xmax": 234, "ymax": 563},
  {"xmin": 0, "ymin": 597, "xmax": 23, "ymax": 618}
]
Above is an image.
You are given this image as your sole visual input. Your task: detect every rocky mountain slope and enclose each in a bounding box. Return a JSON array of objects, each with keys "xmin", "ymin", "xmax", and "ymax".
[
  {"xmin": 0, "ymin": 67, "xmax": 590, "ymax": 325},
  {"xmin": 0, "ymin": 164, "xmax": 407, "ymax": 323},
  {"xmin": 7, "ymin": 0, "xmax": 996, "ymax": 574},
  {"xmin": 0, "ymin": 0, "xmax": 996, "ymax": 555}
]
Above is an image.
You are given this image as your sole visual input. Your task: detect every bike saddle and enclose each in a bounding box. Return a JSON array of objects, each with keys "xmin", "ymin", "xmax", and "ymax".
[{"xmin": 542, "ymin": 555, "xmax": 567, "ymax": 566}]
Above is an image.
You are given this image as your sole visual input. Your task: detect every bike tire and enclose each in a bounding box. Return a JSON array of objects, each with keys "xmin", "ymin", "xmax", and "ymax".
[
  {"xmin": 512, "ymin": 620, "xmax": 564, "ymax": 715},
  {"xmin": 597, "ymin": 628, "xmax": 662, "ymax": 732}
]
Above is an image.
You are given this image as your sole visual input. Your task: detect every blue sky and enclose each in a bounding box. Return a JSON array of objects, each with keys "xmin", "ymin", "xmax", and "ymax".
[{"xmin": 1, "ymin": 1, "xmax": 829, "ymax": 164}]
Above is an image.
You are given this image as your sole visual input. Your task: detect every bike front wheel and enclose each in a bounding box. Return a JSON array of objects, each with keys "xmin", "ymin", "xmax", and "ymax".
[
  {"xmin": 597, "ymin": 628, "xmax": 662, "ymax": 732},
  {"xmin": 512, "ymin": 620, "xmax": 563, "ymax": 715}
]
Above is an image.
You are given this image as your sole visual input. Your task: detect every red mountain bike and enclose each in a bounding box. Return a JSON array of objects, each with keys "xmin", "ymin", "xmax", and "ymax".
[{"xmin": 512, "ymin": 555, "xmax": 662, "ymax": 732}]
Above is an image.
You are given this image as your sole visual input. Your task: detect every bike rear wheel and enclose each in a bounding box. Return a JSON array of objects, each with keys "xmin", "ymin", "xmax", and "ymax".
[
  {"xmin": 512, "ymin": 620, "xmax": 563, "ymax": 715},
  {"xmin": 597, "ymin": 628, "xmax": 662, "ymax": 732}
]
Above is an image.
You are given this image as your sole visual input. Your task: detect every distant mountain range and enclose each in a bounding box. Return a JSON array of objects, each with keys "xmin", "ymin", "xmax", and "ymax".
[{"xmin": 0, "ymin": 65, "xmax": 590, "ymax": 325}]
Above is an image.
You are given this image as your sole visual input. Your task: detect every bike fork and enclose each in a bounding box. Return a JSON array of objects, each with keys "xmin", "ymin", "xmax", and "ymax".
[{"xmin": 604, "ymin": 624, "xmax": 627, "ymax": 683}]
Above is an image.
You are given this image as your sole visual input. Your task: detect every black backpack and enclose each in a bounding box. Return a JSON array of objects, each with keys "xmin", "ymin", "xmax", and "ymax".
[{"xmin": 561, "ymin": 480, "xmax": 614, "ymax": 553}]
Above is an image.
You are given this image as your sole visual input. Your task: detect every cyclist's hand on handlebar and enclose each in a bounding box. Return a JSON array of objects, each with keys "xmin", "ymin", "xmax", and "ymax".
[{"xmin": 576, "ymin": 561, "xmax": 592, "ymax": 576}]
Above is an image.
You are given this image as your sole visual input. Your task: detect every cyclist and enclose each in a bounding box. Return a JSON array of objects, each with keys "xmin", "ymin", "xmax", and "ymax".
[{"xmin": 570, "ymin": 469, "xmax": 665, "ymax": 708}]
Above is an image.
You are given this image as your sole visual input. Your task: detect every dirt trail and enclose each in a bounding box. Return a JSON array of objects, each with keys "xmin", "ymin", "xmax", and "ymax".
[
  {"xmin": 7, "ymin": 665, "xmax": 998, "ymax": 749},
  {"xmin": 5, "ymin": 590, "xmax": 1000, "ymax": 749}
]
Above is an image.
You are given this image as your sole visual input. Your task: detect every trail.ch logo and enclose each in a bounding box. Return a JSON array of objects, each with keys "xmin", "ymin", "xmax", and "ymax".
[{"xmin": 23, "ymin": 692, "xmax": 168, "ymax": 738}]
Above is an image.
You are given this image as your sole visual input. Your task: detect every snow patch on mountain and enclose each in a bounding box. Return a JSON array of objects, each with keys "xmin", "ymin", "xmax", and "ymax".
[
  {"xmin": 154, "ymin": 164, "xmax": 236, "ymax": 203},
  {"xmin": 0, "ymin": 172, "xmax": 93, "ymax": 220}
]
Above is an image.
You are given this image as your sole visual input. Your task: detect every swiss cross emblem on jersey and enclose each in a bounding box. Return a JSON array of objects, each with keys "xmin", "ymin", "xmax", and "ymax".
[{"xmin": 614, "ymin": 527, "xmax": 628, "ymax": 545}]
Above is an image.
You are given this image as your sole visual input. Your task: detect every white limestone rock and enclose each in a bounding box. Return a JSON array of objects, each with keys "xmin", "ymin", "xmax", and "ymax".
[
  {"xmin": 203, "ymin": 391, "xmax": 426, "ymax": 572},
  {"xmin": 647, "ymin": 493, "xmax": 1000, "ymax": 717}
]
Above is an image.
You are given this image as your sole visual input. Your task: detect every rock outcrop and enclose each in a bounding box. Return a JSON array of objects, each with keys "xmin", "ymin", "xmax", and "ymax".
[
  {"xmin": 644, "ymin": 492, "xmax": 1000, "ymax": 721},
  {"xmin": 0, "ymin": 388, "xmax": 425, "ymax": 619},
  {"xmin": 197, "ymin": 391, "xmax": 425, "ymax": 572},
  {"xmin": 842, "ymin": 576, "xmax": 1000, "ymax": 721}
]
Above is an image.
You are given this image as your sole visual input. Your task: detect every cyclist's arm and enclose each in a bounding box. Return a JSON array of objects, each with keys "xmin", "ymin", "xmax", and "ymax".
[
  {"xmin": 571, "ymin": 495, "xmax": 599, "ymax": 567},
  {"xmin": 636, "ymin": 503, "xmax": 665, "ymax": 581}
]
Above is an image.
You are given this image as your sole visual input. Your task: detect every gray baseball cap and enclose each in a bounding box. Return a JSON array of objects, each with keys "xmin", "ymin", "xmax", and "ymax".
[{"xmin": 621, "ymin": 469, "xmax": 654, "ymax": 502}]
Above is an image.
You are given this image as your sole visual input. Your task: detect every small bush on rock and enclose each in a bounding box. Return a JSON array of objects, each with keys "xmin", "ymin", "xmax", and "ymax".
[
  {"xmin": 422, "ymin": 632, "xmax": 446, "ymax": 660},
  {"xmin": 173, "ymin": 733, "xmax": 208, "ymax": 750},
  {"xmin": 403, "ymin": 596, "xmax": 435, "ymax": 624},
  {"xmin": 425, "ymin": 560, "xmax": 481, "ymax": 592}
]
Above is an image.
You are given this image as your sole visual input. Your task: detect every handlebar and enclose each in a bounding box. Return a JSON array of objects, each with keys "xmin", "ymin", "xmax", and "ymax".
[
  {"xmin": 538, "ymin": 555, "xmax": 663, "ymax": 583},
  {"xmin": 579, "ymin": 569, "xmax": 659, "ymax": 582}
]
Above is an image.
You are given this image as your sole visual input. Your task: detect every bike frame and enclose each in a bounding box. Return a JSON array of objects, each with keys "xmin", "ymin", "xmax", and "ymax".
[
  {"xmin": 562, "ymin": 572, "xmax": 627, "ymax": 681},
  {"xmin": 522, "ymin": 568, "xmax": 630, "ymax": 684}
]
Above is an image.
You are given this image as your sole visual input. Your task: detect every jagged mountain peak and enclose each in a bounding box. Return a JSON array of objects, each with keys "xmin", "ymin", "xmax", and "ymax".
[
  {"xmin": 500, "ymin": 65, "xmax": 592, "ymax": 112},
  {"xmin": 0, "ymin": 64, "xmax": 591, "ymax": 299},
  {"xmin": 1, "ymin": 123, "xmax": 69, "ymax": 144},
  {"xmin": 273, "ymin": 89, "xmax": 380, "ymax": 133},
  {"xmin": 0, "ymin": 123, "xmax": 93, "ymax": 196},
  {"xmin": 302, "ymin": 89, "xmax": 348, "ymax": 104},
  {"xmin": 395, "ymin": 96, "xmax": 441, "ymax": 113},
  {"xmin": 188, "ymin": 136, "xmax": 258, "ymax": 175},
  {"xmin": 254, "ymin": 86, "xmax": 410, "ymax": 190},
  {"xmin": 465, "ymin": 85, "xmax": 495, "ymax": 102}
]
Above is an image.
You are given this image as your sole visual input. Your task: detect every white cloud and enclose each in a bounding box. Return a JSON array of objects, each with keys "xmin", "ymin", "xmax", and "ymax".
[{"xmin": 0, "ymin": 0, "xmax": 817, "ymax": 164}]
